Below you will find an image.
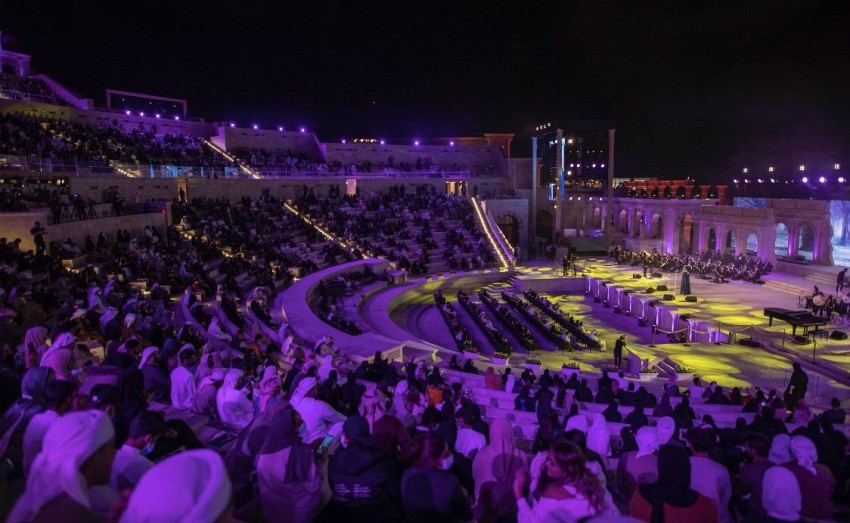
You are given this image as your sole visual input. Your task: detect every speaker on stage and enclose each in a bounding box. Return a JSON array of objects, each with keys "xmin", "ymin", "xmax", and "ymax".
[
  {"xmin": 651, "ymin": 272, "xmax": 662, "ymax": 278},
  {"xmin": 663, "ymin": 294, "xmax": 675, "ymax": 301},
  {"xmin": 633, "ymin": 274, "xmax": 642, "ymax": 279},
  {"xmin": 792, "ymin": 335, "xmax": 810, "ymax": 345},
  {"xmin": 645, "ymin": 287, "xmax": 655, "ymax": 293},
  {"xmin": 656, "ymin": 285, "xmax": 668, "ymax": 291},
  {"xmin": 685, "ymin": 295, "xmax": 698, "ymax": 302},
  {"xmin": 830, "ymin": 330, "xmax": 848, "ymax": 340}
]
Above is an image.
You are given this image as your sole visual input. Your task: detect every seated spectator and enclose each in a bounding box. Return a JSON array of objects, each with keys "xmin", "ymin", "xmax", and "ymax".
[
  {"xmin": 484, "ymin": 367, "xmax": 501, "ymax": 390},
  {"xmin": 736, "ymin": 433, "xmax": 772, "ymax": 517},
  {"xmin": 744, "ymin": 466, "xmax": 803, "ymax": 523},
  {"xmin": 169, "ymin": 348, "xmax": 196, "ymax": 409},
  {"xmin": 785, "ymin": 435, "xmax": 834, "ymax": 520},
  {"xmin": 110, "ymin": 410, "xmax": 167, "ymax": 492},
  {"xmin": 686, "ymin": 428, "xmax": 733, "ymax": 523},
  {"xmin": 617, "ymin": 426, "xmax": 660, "ymax": 504},
  {"xmin": 118, "ymin": 449, "xmax": 232, "ymax": 522},
  {"xmin": 257, "ymin": 407, "xmax": 324, "ymax": 523},
  {"xmin": 602, "ymin": 400, "xmax": 622, "ymax": 423},
  {"xmin": 193, "ymin": 368, "xmax": 225, "ymax": 419},
  {"xmin": 8, "ymin": 410, "xmax": 115, "ymax": 523},
  {"xmin": 514, "ymin": 386, "xmax": 535, "ymax": 412},
  {"xmin": 629, "ymin": 444, "xmax": 718, "ymax": 523},
  {"xmin": 216, "ymin": 369, "xmax": 254, "ymax": 431},
  {"xmin": 455, "ymin": 410, "xmax": 486, "ymax": 459},
  {"xmin": 290, "ymin": 376, "xmax": 346, "ymax": 445},
  {"xmin": 514, "ymin": 441, "xmax": 618, "ymax": 521},
  {"xmin": 624, "ymin": 403, "xmax": 649, "ymax": 430},
  {"xmin": 401, "ymin": 432, "xmax": 472, "ymax": 522},
  {"xmin": 821, "ymin": 397, "xmax": 846, "ymax": 425},
  {"xmin": 21, "ymin": 380, "xmax": 77, "ymax": 475},
  {"xmin": 472, "ymin": 419, "xmax": 527, "ymax": 522},
  {"xmin": 325, "ymin": 415, "xmax": 401, "ymax": 521}
]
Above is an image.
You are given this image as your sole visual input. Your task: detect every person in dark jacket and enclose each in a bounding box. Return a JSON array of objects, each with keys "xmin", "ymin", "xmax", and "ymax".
[
  {"xmin": 624, "ymin": 403, "xmax": 649, "ymax": 431},
  {"xmin": 603, "ymin": 400, "xmax": 623, "ymax": 423},
  {"xmin": 514, "ymin": 386, "xmax": 535, "ymax": 412},
  {"xmin": 0, "ymin": 367, "xmax": 51, "ymax": 479},
  {"xmin": 784, "ymin": 363, "xmax": 808, "ymax": 411},
  {"xmin": 401, "ymin": 432, "xmax": 472, "ymax": 522},
  {"xmin": 324, "ymin": 416, "xmax": 401, "ymax": 522}
]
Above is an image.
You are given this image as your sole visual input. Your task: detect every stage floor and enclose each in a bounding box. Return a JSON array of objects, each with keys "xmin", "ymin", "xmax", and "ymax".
[{"xmin": 517, "ymin": 257, "xmax": 850, "ymax": 408}]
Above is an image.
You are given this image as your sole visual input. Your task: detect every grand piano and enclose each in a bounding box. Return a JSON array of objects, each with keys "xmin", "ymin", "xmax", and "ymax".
[{"xmin": 763, "ymin": 308, "xmax": 828, "ymax": 336}]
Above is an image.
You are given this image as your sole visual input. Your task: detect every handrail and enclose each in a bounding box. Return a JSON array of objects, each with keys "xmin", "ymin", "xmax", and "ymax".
[{"xmin": 470, "ymin": 196, "xmax": 513, "ymax": 269}]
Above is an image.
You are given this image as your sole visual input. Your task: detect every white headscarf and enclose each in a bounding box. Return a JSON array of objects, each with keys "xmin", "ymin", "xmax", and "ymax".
[
  {"xmin": 587, "ymin": 413, "xmax": 610, "ymax": 457},
  {"xmin": 769, "ymin": 434, "xmax": 793, "ymax": 465},
  {"xmin": 635, "ymin": 426, "xmax": 660, "ymax": 459},
  {"xmin": 216, "ymin": 369, "xmax": 252, "ymax": 430},
  {"xmin": 790, "ymin": 435, "xmax": 818, "ymax": 474},
  {"xmin": 138, "ymin": 346, "xmax": 159, "ymax": 370},
  {"xmin": 9, "ymin": 410, "xmax": 114, "ymax": 523},
  {"xmin": 119, "ymin": 449, "xmax": 232, "ymax": 523},
  {"xmin": 655, "ymin": 416, "xmax": 675, "ymax": 445},
  {"xmin": 290, "ymin": 377, "xmax": 318, "ymax": 408},
  {"xmin": 762, "ymin": 466, "xmax": 802, "ymax": 521},
  {"xmin": 317, "ymin": 355, "xmax": 334, "ymax": 382},
  {"xmin": 565, "ymin": 413, "xmax": 588, "ymax": 434}
]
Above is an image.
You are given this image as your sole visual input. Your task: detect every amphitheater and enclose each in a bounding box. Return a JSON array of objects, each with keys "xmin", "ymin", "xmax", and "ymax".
[{"xmin": 2, "ymin": 38, "xmax": 849, "ymax": 522}]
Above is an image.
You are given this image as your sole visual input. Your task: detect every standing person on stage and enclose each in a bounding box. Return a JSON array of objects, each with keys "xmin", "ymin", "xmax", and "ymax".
[
  {"xmin": 838, "ymin": 267, "xmax": 847, "ymax": 292},
  {"xmin": 563, "ymin": 255, "xmax": 569, "ymax": 276},
  {"xmin": 784, "ymin": 362, "xmax": 808, "ymax": 411},
  {"xmin": 30, "ymin": 221, "xmax": 47, "ymax": 257},
  {"xmin": 613, "ymin": 335, "xmax": 626, "ymax": 369}
]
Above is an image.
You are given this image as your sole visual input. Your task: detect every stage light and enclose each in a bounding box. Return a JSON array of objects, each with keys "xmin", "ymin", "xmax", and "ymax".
[
  {"xmin": 770, "ymin": 178, "xmax": 775, "ymax": 183},
  {"xmin": 380, "ymin": 140, "xmax": 385, "ymax": 145},
  {"xmin": 768, "ymin": 166, "xmax": 774, "ymax": 172},
  {"xmin": 592, "ymin": 164, "xmax": 597, "ymax": 168},
  {"xmin": 155, "ymin": 114, "xmax": 161, "ymax": 119},
  {"xmin": 839, "ymin": 177, "xmax": 846, "ymax": 183},
  {"xmin": 742, "ymin": 168, "xmax": 748, "ymax": 173},
  {"xmin": 174, "ymin": 116, "xmax": 180, "ymax": 121},
  {"xmin": 252, "ymin": 124, "xmax": 259, "ymax": 130},
  {"xmin": 230, "ymin": 123, "xmax": 235, "ymax": 128},
  {"xmin": 341, "ymin": 139, "xmax": 346, "ymax": 144},
  {"xmin": 568, "ymin": 139, "xmax": 574, "ymax": 144},
  {"xmin": 601, "ymin": 164, "xmax": 605, "ymax": 168},
  {"xmin": 819, "ymin": 176, "xmax": 826, "ymax": 183},
  {"xmin": 139, "ymin": 112, "xmax": 145, "ymax": 117},
  {"xmin": 278, "ymin": 126, "xmax": 283, "ymax": 131},
  {"xmin": 757, "ymin": 179, "xmax": 763, "ymax": 183},
  {"xmin": 449, "ymin": 141, "xmax": 455, "ymax": 146},
  {"xmin": 836, "ymin": 164, "xmax": 841, "ymax": 170},
  {"xmin": 414, "ymin": 140, "xmax": 420, "ymax": 146},
  {"xmin": 744, "ymin": 179, "xmax": 749, "ymax": 183},
  {"xmin": 300, "ymin": 127, "xmax": 306, "ymax": 133},
  {"xmin": 799, "ymin": 165, "xmax": 806, "ymax": 171},
  {"xmin": 125, "ymin": 110, "xmax": 131, "ymax": 115},
  {"xmin": 802, "ymin": 176, "xmax": 808, "ymax": 183}
]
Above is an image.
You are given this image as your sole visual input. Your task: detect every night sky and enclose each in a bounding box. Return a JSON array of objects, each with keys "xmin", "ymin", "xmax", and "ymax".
[{"xmin": 3, "ymin": 1, "xmax": 850, "ymax": 180}]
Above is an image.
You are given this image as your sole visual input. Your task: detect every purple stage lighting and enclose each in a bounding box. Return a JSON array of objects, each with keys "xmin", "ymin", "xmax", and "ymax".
[
  {"xmin": 252, "ymin": 124, "xmax": 258, "ymax": 130},
  {"xmin": 125, "ymin": 110, "xmax": 131, "ymax": 115},
  {"xmin": 839, "ymin": 177, "xmax": 846, "ymax": 183},
  {"xmin": 139, "ymin": 112, "xmax": 145, "ymax": 117},
  {"xmin": 278, "ymin": 126, "xmax": 283, "ymax": 131},
  {"xmin": 155, "ymin": 114, "xmax": 161, "ymax": 119},
  {"xmin": 414, "ymin": 140, "xmax": 420, "ymax": 146},
  {"xmin": 380, "ymin": 140, "xmax": 385, "ymax": 145},
  {"xmin": 300, "ymin": 127, "xmax": 306, "ymax": 133},
  {"xmin": 449, "ymin": 141, "xmax": 455, "ymax": 146},
  {"xmin": 174, "ymin": 116, "xmax": 180, "ymax": 121},
  {"xmin": 819, "ymin": 176, "xmax": 827, "ymax": 183},
  {"xmin": 801, "ymin": 176, "xmax": 808, "ymax": 183},
  {"xmin": 230, "ymin": 123, "xmax": 235, "ymax": 128}
]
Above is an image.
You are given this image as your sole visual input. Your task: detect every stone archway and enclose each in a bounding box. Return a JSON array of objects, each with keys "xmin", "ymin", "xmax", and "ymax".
[
  {"xmin": 651, "ymin": 213, "xmax": 662, "ymax": 239},
  {"xmin": 497, "ymin": 214, "xmax": 520, "ymax": 247},
  {"xmin": 798, "ymin": 223, "xmax": 815, "ymax": 260},
  {"xmin": 680, "ymin": 214, "xmax": 694, "ymax": 254},
  {"xmin": 746, "ymin": 232, "xmax": 758, "ymax": 255},
  {"xmin": 618, "ymin": 209, "xmax": 628, "ymax": 233},
  {"xmin": 536, "ymin": 209, "xmax": 554, "ymax": 241},
  {"xmin": 775, "ymin": 223, "xmax": 789, "ymax": 257}
]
